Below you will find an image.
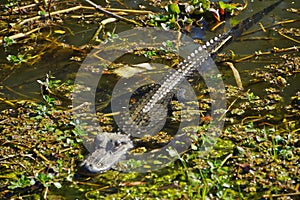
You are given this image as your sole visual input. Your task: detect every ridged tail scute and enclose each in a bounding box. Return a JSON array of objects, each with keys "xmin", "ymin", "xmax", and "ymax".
[{"xmin": 120, "ymin": 0, "xmax": 283, "ymax": 137}]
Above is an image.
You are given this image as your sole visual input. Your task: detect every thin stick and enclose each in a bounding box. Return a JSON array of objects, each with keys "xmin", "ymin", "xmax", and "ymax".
[
  {"xmin": 211, "ymin": 21, "xmax": 225, "ymax": 31},
  {"xmin": 224, "ymin": 62, "xmax": 244, "ymax": 90},
  {"xmin": 0, "ymin": 27, "xmax": 41, "ymax": 44},
  {"xmin": 258, "ymin": 22, "xmax": 266, "ymax": 32},
  {"xmin": 103, "ymin": 112, "xmax": 120, "ymax": 117},
  {"xmin": 262, "ymin": 192, "xmax": 300, "ymax": 198},
  {"xmin": 234, "ymin": 46, "xmax": 300, "ymax": 63},
  {"xmin": 5, "ymin": 86, "xmax": 32, "ymax": 99},
  {"xmin": 15, "ymin": 5, "xmax": 83, "ymax": 26},
  {"xmin": 220, "ymin": 153, "xmax": 232, "ymax": 167},
  {"xmin": 0, "ymin": 97, "xmax": 16, "ymax": 107},
  {"xmin": 241, "ymin": 19, "xmax": 299, "ymax": 37},
  {"xmin": 33, "ymin": 149, "xmax": 50, "ymax": 163},
  {"xmin": 278, "ymin": 30, "xmax": 300, "ymax": 44},
  {"xmin": 106, "ymin": 8, "xmax": 154, "ymax": 15},
  {"xmin": 218, "ymin": 89, "xmax": 250, "ymax": 121},
  {"xmin": 12, "ymin": 2, "xmax": 40, "ymax": 13},
  {"xmin": 84, "ymin": 0, "xmax": 142, "ymax": 26}
]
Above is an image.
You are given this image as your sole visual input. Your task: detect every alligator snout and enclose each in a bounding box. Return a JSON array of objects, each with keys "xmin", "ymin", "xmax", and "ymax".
[
  {"xmin": 79, "ymin": 133, "xmax": 134, "ymax": 175},
  {"xmin": 79, "ymin": 152, "xmax": 109, "ymax": 175}
]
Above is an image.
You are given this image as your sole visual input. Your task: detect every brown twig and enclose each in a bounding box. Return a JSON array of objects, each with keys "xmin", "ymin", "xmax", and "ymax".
[
  {"xmin": 278, "ymin": 30, "xmax": 300, "ymax": 44},
  {"xmin": 0, "ymin": 27, "xmax": 42, "ymax": 45},
  {"xmin": 219, "ymin": 89, "xmax": 250, "ymax": 121},
  {"xmin": 234, "ymin": 46, "xmax": 300, "ymax": 63},
  {"xmin": 4, "ymin": 86, "xmax": 33, "ymax": 99},
  {"xmin": 224, "ymin": 62, "xmax": 244, "ymax": 90},
  {"xmin": 106, "ymin": 8, "xmax": 154, "ymax": 15},
  {"xmin": 241, "ymin": 115, "xmax": 265, "ymax": 126},
  {"xmin": 11, "ymin": 2, "xmax": 41, "ymax": 13},
  {"xmin": 84, "ymin": 0, "xmax": 142, "ymax": 26},
  {"xmin": 262, "ymin": 192, "xmax": 300, "ymax": 198},
  {"xmin": 241, "ymin": 19, "xmax": 299, "ymax": 37},
  {"xmin": 15, "ymin": 5, "xmax": 83, "ymax": 27},
  {"xmin": 33, "ymin": 149, "xmax": 50, "ymax": 163},
  {"xmin": 0, "ymin": 97, "xmax": 16, "ymax": 107},
  {"xmin": 12, "ymin": 2, "xmax": 144, "ymax": 29},
  {"xmin": 258, "ymin": 22, "xmax": 266, "ymax": 32},
  {"xmin": 211, "ymin": 21, "xmax": 226, "ymax": 31},
  {"xmin": 220, "ymin": 153, "xmax": 233, "ymax": 167}
]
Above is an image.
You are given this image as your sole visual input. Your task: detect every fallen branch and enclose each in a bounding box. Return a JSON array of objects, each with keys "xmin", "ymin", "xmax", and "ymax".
[{"xmin": 241, "ymin": 115, "xmax": 265, "ymax": 125}]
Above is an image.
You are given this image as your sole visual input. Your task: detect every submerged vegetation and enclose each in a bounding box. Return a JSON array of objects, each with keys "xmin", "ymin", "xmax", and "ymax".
[{"xmin": 0, "ymin": 0, "xmax": 299, "ymax": 199}]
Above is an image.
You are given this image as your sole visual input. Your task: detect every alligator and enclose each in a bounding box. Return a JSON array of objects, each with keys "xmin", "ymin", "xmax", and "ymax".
[{"xmin": 79, "ymin": 0, "xmax": 283, "ymax": 175}]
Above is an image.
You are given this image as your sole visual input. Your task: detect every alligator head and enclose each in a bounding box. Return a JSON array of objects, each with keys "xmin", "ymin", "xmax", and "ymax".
[{"xmin": 79, "ymin": 132, "xmax": 133, "ymax": 175}]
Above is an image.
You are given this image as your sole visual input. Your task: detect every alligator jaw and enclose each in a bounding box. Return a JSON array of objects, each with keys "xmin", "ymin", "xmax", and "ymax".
[{"xmin": 79, "ymin": 133, "xmax": 133, "ymax": 175}]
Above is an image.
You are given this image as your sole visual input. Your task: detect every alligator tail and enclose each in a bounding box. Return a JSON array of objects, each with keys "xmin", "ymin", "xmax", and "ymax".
[{"xmin": 222, "ymin": 0, "xmax": 283, "ymax": 45}]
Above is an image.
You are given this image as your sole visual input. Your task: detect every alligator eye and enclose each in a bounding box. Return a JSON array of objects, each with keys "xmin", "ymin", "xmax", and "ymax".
[{"xmin": 115, "ymin": 140, "xmax": 121, "ymax": 147}]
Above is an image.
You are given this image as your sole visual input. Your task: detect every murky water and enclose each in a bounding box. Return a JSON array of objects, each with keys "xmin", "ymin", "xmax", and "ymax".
[
  {"xmin": 0, "ymin": 0, "xmax": 298, "ymax": 110},
  {"xmin": 0, "ymin": 0, "xmax": 299, "ymax": 198}
]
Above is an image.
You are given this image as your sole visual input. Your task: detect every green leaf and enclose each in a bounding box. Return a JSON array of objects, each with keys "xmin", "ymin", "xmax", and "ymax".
[
  {"xmin": 167, "ymin": 3, "xmax": 180, "ymax": 14},
  {"xmin": 6, "ymin": 54, "xmax": 17, "ymax": 62},
  {"xmin": 154, "ymin": 14, "xmax": 169, "ymax": 22},
  {"xmin": 8, "ymin": 175, "xmax": 35, "ymax": 189},
  {"xmin": 38, "ymin": 11, "xmax": 46, "ymax": 16},
  {"xmin": 3, "ymin": 36, "xmax": 15, "ymax": 45},
  {"xmin": 219, "ymin": 1, "xmax": 238, "ymax": 11}
]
